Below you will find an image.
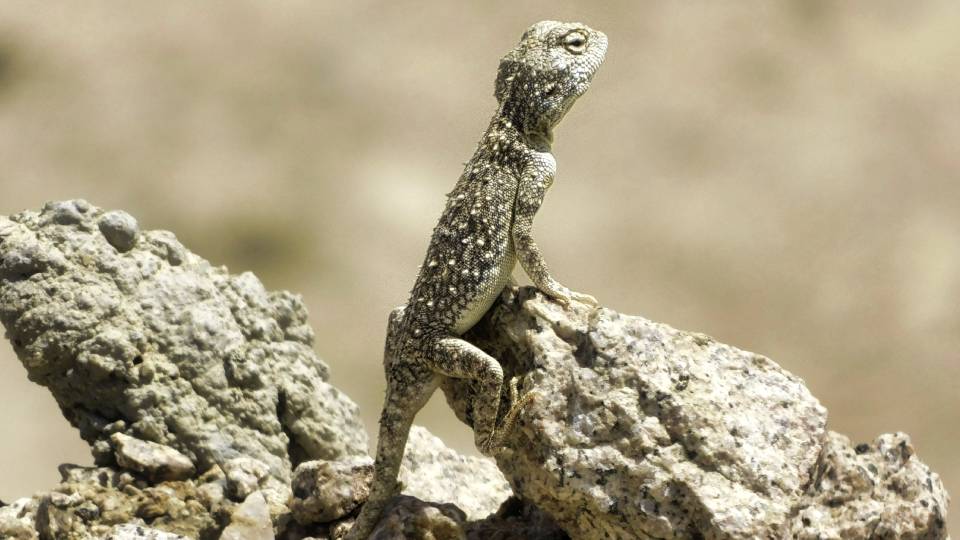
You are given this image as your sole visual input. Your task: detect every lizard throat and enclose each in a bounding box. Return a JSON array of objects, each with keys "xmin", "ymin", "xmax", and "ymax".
[{"xmin": 524, "ymin": 129, "xmax": 554, "ymax": 153}]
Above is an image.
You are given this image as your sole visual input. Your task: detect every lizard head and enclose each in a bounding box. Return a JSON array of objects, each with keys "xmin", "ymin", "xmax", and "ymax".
[{"xmin": 495, "ymin": 21, "xmax": 607, "ymax": 149}]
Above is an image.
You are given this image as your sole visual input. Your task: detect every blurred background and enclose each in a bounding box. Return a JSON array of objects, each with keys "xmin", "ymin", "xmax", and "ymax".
[{"xmin": 1, "ymin": 0, "xmax": 957, "ymax": 530}]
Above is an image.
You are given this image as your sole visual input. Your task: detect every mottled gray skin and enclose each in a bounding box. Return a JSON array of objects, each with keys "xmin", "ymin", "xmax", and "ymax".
[{"xmin": 346, "ymin": 21, "xmax": 607, "ymax": 539}]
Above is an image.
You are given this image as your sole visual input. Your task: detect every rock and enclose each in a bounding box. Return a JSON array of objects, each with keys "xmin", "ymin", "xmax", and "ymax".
[
  {"xmin": 464, "ymin": 497, "xmax": 568, "ymax": 540},
  {"xmin": 437, "ymin": 286, "xmax": 951, "ymax": 539},
  {"xmin": 400, "ymin": 426, "xmax": 510, "ymax": 520},
  {"xmin": 291, "ymin": 456, "xmax": 374, "ymax": 525},
  {"xmin": 290, "ymin": 425, "xmax": 511, "ymax": 527},
  {"xmin": 221, "ymin": 491, "xmax": 274, "ymax": 540},
  {"xmin": 41, "ymin": 200, "xmax": 87, "ymax": 225},
  {"xmin": 339, "ymin": 495, "xmax": 568, "ymax": 540},
  {"xmin": 98, "ymin": 210, "xmax": 140, "ymax": 252},
  {"xmin": 35, "ymin": 492, "xmax": 84, "ymax": 539},
  {"xmin": 106, "ymin": 524, "xmax": 190, "ymax": 540},
  {"xmin": 369, "ymin": 495, "xmax": 466, "ymax": 540},
  {"xmin": 0, "ymin": 201, "xmax": 368, "ymax": 504},
  {"xmin": 111, "ymin": 433, "xmax": 196, "ymax": 481},
  {"xmin": 223, "ymin": 457, "xmax": 271, "ymax": 501},
  {"xmin": 0, "ymin": 497, "xmax": 39, "ymax": 540},
  {"xmin": 2, "ymin": 464, "xmax": 227, "ymax": 539},
  {"xmin": 789, "ymin": 431, "xmax": 949, "ymax": 539},
  {"xmin": 1, "ymin": 202, "xmax": 949, "ymax": 539}
]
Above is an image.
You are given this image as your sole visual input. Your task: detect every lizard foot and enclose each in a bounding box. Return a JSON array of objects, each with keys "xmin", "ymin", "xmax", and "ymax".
[
  {"xmin": 569, "ymin": 290, "xmax": 599, "ymax": 306},
  {"xmin": 539, "ymin": 279, "xmax": 599, "ymax": 308},
  {"xmin": 478, "ymin": 378, "xmax": 539, "ymax": 456}
]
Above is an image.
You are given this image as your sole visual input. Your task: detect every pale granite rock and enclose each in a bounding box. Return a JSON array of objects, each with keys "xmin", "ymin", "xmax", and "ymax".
[
  {"xmin": 107, "ymin": 524, "xmax": 191, "ymax": 540},
  {"xmin": 0, "ymin": 497, "xmax": 39, "ymax": 540},
  {"xmin": 222, "ymin": 456, "xmax": 272, "ymax": 502},
  {"xmin": 111, "ymin": 433, "xmax": 195, "ymax": 481},
  {"xmin": 789, "ymin": 431, "xmax": 949, "ymax": 539},
  {"xmin": 291, "ymin": 425, "xmax": 510, "ymax": 526},
  {"xmin": 221, "ymin": 491, "xmax": 274, "ymax": 540},
  {"xmin": 443, "ymin": 286, "xmax": 950, "ymax": 539},
  {"xmin": 400, "ymin": 426, "xmax": 510, "ymax": 520}
]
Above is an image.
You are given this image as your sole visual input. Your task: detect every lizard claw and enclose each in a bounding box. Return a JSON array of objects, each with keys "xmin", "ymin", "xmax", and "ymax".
[
  {"xmin": 569, "ymin": 290, "xmax": 599, "ymax": 307},
  {"xmin": 477, "ymin": 382, "xmax": 540, "ymax": 457},
  {"xmin": 539, "ymin": 279, "xmax": 574, "ymax": 306},
  {"xmin": 541, "ymin": 282, "xmax": 598, "ymax": 308}
]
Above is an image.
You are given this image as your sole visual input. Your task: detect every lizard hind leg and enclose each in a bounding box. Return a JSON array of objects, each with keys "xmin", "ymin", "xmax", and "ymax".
[
  {"xmin": 429, "ymin": 337, "xmax": 535, "ymax": 456},
  {"xmin": 346, "ymin": 362, "xmax": 438, "ymax": 540}
]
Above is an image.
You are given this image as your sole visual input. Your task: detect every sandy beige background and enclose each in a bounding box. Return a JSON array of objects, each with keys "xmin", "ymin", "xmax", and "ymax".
[{"xmin": 1, "ymin": 1, "xmax": 957, "ymax": 531}]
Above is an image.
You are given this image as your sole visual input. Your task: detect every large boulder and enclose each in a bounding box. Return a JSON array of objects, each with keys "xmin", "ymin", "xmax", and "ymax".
[
  {"xmin": 0, "ymin": 200, "xmax": 369, "ymax": 510},
  {"xmin": 435, "ymin": 286, "xmax": 951, "ymax": 539}
]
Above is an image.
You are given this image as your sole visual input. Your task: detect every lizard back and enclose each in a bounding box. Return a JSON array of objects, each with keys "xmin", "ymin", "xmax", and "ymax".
[{"xmin": 403, "ymin": 135, "xmax": 524, "ymax": 336}]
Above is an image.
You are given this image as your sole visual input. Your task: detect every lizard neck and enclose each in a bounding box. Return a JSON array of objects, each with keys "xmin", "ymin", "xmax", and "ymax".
[{"xmin": 486, "ymin": 114, "xmax": 553, "ymax": 154}]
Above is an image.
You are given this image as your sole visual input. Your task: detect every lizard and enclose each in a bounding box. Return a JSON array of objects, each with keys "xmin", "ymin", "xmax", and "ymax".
[{"xmin": 346, "ymin": 20, "xmax": 607, "ymax": 539}]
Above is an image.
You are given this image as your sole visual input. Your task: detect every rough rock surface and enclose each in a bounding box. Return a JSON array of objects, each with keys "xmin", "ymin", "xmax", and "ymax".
[
  {"xmin": 399, "ymin": 426, "xmax": 511, "ymax": 520},
  {"xmin": 441, "ymin": 286, "xmax": 951, "ymax": 539},
  {"xmin": 291, "ymin": 456, "xmax": 374, "ymax": 525},
  {"xmin": 369, "ymin": 495, "xmax": 466, "ymax": 540},
  {"xmin": 220, "ymin": 491, "xmax": 273, "ymax": 540},
  {"xmin": 790, "ymin": 431, "xmax": 949, "ymax": 539},
  {"xmin": 290, "ymin": 426, "xmax": 511, "ymax": 526},
  {"xmin": 111, "ymin": 433, "xmax": 196, "ymax": 482},
  {"xmin": 0, "ymin": 202, "xmax": 524, "ymax": 539},
  {"xmin": 0, "ymin": 200, "xmax": 368, "ymax": 502},
  {"xmin": 362, "ymin": 495, "xmax": 568, "ymax": 540},
  {"xmin": 0, "ymin": 464, "xmax": 228, "ymax": 539},
  {"xmin": 107, "ymin": 524, "xmax": 191, "ymax": 540},
  {"xmin": 0, "ymin": 202, "xmax": 950, "ymax": 539}
]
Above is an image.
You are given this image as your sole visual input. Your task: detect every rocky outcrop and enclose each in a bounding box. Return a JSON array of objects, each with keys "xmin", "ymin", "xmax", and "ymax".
[
  {"xmin": 0, "ymin": 199, "xmax": 367, "ymax": 512},
  {"xmin": 447, "ymin": 286, "xmax": 950, "ymax": 539},
  {"xmin": 0, "ymin": 201, "xmax": 950, "ymax": 539},
  {"xmin": 791, "ymin": 431, "xmax": 949, "ymax": 539},
  {"xmin": 0, "ymin": 201, "xmax": 512, "ymax": 539}
]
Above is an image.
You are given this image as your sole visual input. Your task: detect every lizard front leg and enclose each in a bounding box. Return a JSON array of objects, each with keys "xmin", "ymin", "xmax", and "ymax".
[{"xmin": 512, "ymin": 167, "xmax": 598, "ymax": 307}]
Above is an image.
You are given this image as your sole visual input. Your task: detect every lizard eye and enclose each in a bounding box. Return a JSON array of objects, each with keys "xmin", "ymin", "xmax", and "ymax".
[{"xmin": 562, "ymin": 31, "xmax": 587, "ymax": 54}]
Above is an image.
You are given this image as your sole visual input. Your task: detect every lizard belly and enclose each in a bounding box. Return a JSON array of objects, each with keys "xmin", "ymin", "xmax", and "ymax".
[{"xmin": 453, "ymin": 245, "xmax": 515, "ymax": 335}]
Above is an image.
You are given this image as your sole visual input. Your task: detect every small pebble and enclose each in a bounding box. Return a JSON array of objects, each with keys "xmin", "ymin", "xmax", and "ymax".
[
  {"xmin": 99, "ymin": 210, "xmax": 140, "ymax": 252},
  {"xmin": 43, "ymin": 200, "xmax": 85, "ymax": 225}
]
